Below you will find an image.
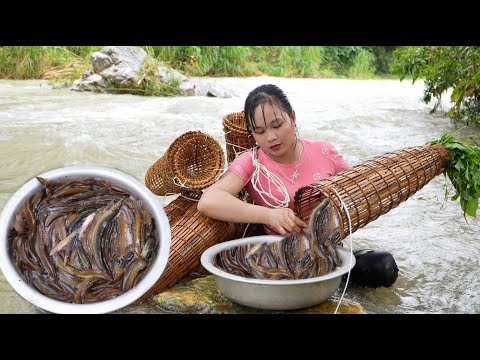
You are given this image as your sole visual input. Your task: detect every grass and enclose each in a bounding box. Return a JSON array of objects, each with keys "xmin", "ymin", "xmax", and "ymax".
[
  {"xmin": 1, "ymin": 46, "xmax": 392, "ymax": 82},
  {"xmin": 0, "ymin": 46, "xmax": 401, "ymax": 98},
  {"xmin": 0, "ymin": 46, "xmax": 96, "ymax": 80}
]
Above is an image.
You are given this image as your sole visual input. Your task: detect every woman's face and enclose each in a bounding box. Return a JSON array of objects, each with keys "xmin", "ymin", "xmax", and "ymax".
[{"xmin": 251, "ymin": 102, "xmax": 297, "ymax": 162}]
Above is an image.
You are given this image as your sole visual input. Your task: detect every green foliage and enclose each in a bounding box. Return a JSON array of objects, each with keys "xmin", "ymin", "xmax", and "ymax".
[
  {"xmin": 0, "ymin": 46, "xmax": 96, "ymax": 79},
  {"xmin": 149, "ymin": 46, "xmax": 252, "ymax": 76},
  {"xmin": 430, "ymin": 133, "xmax": 480, "ymax": 218},
  {"xmin": 271, "ymin": 47, "xmax": 323, "ymax": 77},
  {"xmin": 142, "ymin": 73, "xmax": 182, "ymax": 97},
  {"xmin": 364, "ymin": 46, "xmax": 397, "ymax": 74},
  {"xmin": 321, "ymin": 46, "xmax": 363, "ymax": 75},
  {"xmin": 1, "ymin": 45, "xmax": 400, "ymax": 96},
  {"xmin": 149, "ymin": 46, "xmax": 392, "ymax": 79},
  {"xmin": 1, "ymin": 46, "xmax": 397, "ymax": 81},
  {"xmin": 65, "ymin": 46, "xmax": 100, "ymax": 57},
  {"xmin": 0, "ymin": 46, "xmax": 55, "ymax": 78},
  {"xmin": 348, "ymin": 49, "xmax": 376, "ymax": 79},
  {"xmin": 391, "ymin": 46, "xmax": 480, "ymax": 127}
]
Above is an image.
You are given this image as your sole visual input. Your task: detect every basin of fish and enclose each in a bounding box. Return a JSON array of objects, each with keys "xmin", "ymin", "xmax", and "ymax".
[
  {"xmin": 0, "ymin": 166, "xmax": 171, "ymax": 314},
  {"xmin": 201, "ymin": 236, "xmax": 355, "ymax": 310},
  {"xmin": 201, "ymin": 199, "xmax": 356, "ymax": 310}
]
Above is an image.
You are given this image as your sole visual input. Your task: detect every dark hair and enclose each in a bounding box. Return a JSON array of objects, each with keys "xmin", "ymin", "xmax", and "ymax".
[{"xmin": 244, "ymin": 84, "xmax": 294, "ymax": 135}]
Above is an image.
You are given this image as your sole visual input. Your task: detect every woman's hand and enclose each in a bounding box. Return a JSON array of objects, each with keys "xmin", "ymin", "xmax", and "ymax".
[{"xmin": 265, "ymin": 208, "xmax": 307, "ymax": 237}]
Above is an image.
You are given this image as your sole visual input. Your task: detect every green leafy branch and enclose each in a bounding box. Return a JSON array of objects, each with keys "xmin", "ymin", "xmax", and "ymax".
[{"xmin": 430, "ymin": 132, "xmax": 480, "ymax": 218}]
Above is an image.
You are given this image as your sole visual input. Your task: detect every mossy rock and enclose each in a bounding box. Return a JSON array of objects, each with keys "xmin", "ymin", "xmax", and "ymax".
[{"xmin": 151, "ymin": 275, "xmax": 365, "ymax": 314}]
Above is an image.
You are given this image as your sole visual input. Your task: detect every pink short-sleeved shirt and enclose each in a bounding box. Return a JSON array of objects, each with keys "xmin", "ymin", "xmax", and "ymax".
[{"xmin": 228, "ymin": 138, "xmax": 351, "ymax": 235}]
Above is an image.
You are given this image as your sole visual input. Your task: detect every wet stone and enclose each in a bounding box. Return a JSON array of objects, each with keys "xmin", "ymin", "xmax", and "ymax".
[{"xmin": 151, "ymin": 275, "xmax": 365, "ymax": 314}]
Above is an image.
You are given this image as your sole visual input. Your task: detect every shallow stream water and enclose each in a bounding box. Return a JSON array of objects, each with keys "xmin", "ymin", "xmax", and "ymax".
[{"xmin": 0, "ymin": 78, "xmax": 478, "ymax": 314}]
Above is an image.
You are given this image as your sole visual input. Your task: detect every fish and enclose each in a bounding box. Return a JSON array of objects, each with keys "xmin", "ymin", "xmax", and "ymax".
[
  {"xmin": 215, "ymin": 198, "xmax": 342, "ymax": 280},
  {"xmin": 8, "ymin": 177, "xmax": 159, "ymax": 304}
]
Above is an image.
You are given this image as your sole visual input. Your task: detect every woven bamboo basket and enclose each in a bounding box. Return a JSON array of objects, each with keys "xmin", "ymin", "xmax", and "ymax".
[
  {"xmin": 222, "ymin": 111, "xmax": 257, "ymax": 202},
  {"xmin": 222, "ymin": 111, "xmax": 257, "ymax": 164},
  {"xmin": 294, "ymin": 144, "xmax": 451, "ymax": 242},
  {"xmin": 137, "ymin": 196, "xmax": 238, "ymax": 302},
  {"xmin": 145, "ymin": 131, "xmax": 225, "ymax": 196}
]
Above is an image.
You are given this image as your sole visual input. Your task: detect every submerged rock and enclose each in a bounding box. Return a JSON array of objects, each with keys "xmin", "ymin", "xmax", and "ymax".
[{"xmin": 151, "ymin": 275, "xmax": 365, "ymax": 314}]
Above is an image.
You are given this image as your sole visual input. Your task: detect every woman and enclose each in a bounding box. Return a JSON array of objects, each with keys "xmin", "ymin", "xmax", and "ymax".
[
  {"xmin": 198, "ymin": 84, "xmax": 398, "ymax": 287},
  {"xmin": 198, "ymin": 83, "xmax": 351, "ymax": 236}
]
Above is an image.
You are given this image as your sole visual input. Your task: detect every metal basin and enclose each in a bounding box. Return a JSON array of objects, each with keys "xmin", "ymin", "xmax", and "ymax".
[
  {"xmin": 0, "ymin": 166, "xmax": 171, "ymax": 314},
  {"xmin": 201, "ymin": 235, "xmax": 355, "ymax": 310}
]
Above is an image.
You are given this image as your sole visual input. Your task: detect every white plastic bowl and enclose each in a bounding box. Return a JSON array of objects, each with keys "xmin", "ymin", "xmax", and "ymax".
[
  {"xmin": 201, "ymin": 235, "xmax": 355, "ymax": 310},
  {"xmin": 0, "ymin": 166, "xmax": 171, "ymax": 314}
]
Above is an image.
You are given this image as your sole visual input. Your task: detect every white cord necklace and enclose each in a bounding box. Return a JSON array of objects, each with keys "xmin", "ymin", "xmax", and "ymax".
[
  {"xmin": 248, "ymin": 148, "xmax": 290, "ymax": 208},
  {"xmin": 269, "ymin": 142, "xmax": 303, "ymax": 184},
  {"xmin": 273, "ymin": 160, "xmax": 301, "ymax": 184}
]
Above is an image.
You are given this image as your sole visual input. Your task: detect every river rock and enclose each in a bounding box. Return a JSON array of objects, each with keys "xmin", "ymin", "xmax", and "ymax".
[
  {"xmin": 72, "ymin": 46, "xmax": 234, "ymax": 98},
  {"xmin": 93, "ymin": 46, "xmax": 147, "ymax": 88},
  {"xmin": 72, "ymin": 46, "xmax": 147, "ymax": 92},
  {"xmin": 189, "ymin": 79, "xmax": 236, "ymax": 98},
  {"xmin": 71, "ymin": 71, "xmax": 108, "ymax": 92},
  {"xmin": 206, "ymin": 82, "xmax": 235, "ymax": 98},
  {"xmin": 151, "ymin": 275, "xmax": 365, "ymax": 314}
]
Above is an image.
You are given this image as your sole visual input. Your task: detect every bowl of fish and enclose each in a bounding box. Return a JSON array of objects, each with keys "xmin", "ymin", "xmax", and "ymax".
[
  {"xmin": 0, "ymin": 166, "xmax": 171, "ymax": 314},
  {"xmin": 201, "ymin": 235, "xmax": 356, "ymax": 310}
]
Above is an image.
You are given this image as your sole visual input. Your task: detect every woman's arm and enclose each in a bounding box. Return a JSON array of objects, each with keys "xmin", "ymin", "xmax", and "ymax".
[
  {"xmin": 197, "ymin": 172, "xmax": 306, "ymax": 236},
  {"xmin": 197, "ymin": 172, "xmax": 268, "ymax": 224}
]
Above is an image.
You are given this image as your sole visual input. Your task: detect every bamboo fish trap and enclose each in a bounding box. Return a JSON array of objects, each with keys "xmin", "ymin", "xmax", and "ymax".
[
  {"xmin": 145, "ymin": 131, "xmax": 225, "ymax": 197},
  {"xmin": 222, "ymin": 111, "xmax": 258, "ymax": 203},
  {"xmin": 294, "ymin": 144, "xmax": 451, "ymax": 242},
  {"xmin": 137, "ymin": 196, "xmax": 238, "ymax": 302},
  {"xmin": 222, "ymin": 111, "xmax": 257, "ymax": 164}
]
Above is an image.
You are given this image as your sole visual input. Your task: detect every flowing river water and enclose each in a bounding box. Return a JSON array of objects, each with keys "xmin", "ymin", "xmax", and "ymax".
[{"xmin": 0, "ymin": 77, "xmax": 478, "ymax": 314}]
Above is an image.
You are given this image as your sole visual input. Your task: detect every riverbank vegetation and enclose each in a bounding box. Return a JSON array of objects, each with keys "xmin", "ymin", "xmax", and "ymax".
[
  {"xmin": 0, "ymin": 46, "xmax": 395, "ymax": 80},
  {"xmin": 1, "ymin": 46, "xmax": 479, "ymax": 131},
  {"xmin": 148, "ymin": 46, "xmax": 393, "ymax": 79},
  {"xmin": 391, "ymin": 46, "xmax": 480, "ymax": 129},
  {"xmin": 0, "ymin": 46, "xmax": 97, "ymax": 80}
]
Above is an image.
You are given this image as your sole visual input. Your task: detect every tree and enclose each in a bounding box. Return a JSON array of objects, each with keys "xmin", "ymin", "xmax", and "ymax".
[{"xmin": 391, "ymin": 46, "xmax": 480, "ymax": 127}]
